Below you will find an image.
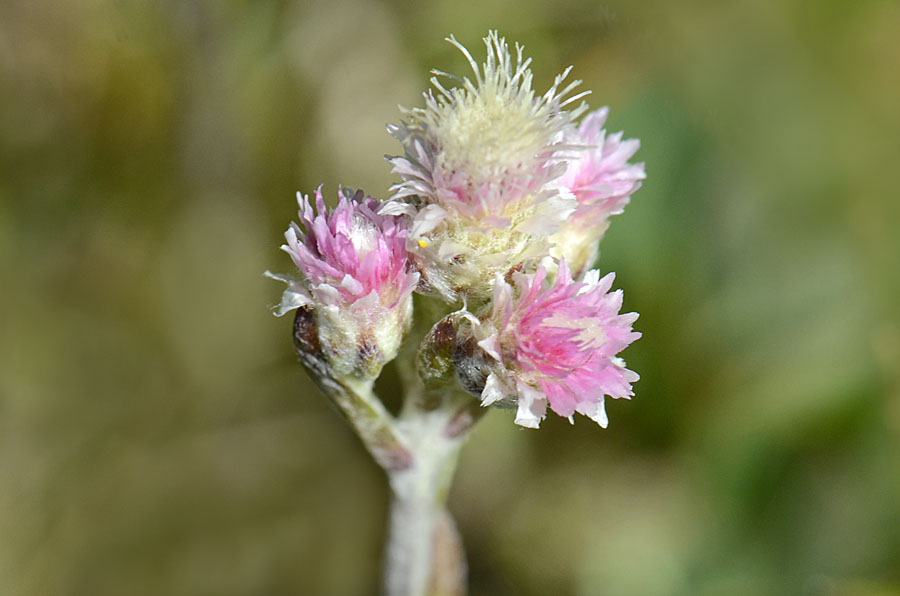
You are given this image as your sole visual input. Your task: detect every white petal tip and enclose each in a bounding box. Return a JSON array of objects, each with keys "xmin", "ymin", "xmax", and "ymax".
[
  {"xmin": 514, "ymin": 415, "xmax": 542, "ymax": 429},
  {"xmin": 480, "ymin": 373, "xmax": 507, "ymax": 407}
]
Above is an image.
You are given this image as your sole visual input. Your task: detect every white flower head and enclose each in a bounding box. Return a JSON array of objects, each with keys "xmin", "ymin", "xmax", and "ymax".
[{"xmin": 384, "ymin": 31, "xmax": 590, "ymax": 303}]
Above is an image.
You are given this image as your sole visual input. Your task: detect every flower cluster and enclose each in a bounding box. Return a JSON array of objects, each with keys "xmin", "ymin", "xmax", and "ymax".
[{"xmin": 270, "ymin": 31, "xmax": 643, "ymax": 428}]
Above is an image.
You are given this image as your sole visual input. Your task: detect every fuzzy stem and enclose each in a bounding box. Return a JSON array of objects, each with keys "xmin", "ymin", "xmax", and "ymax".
[
  {"xmin": 331, "ymin": 375, "xmax": 414, "ymax": 471},
  {"xmin": 385, "ymin": 484, "xmax": 451, "ymax": 596},
  {"xmin": 383, "ymin": 390, "xmax": 486, "ymax": 596},
  {"xmin": 293, "ymin": 307, "xmax": 413, "ymax": 470},
  {"xmin": 294, "ymin": 301, "xmax": 485, "ymax": 594},
  {"xmin": 386, "ymin": 501, "xmax": 465, "ymax": 596},
  {"xmin": 384, "ymin": 404, "xmax": 469, "ymax": 596}
]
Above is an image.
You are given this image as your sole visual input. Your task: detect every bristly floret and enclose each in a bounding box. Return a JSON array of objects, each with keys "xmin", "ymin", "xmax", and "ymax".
[
  {"xmin": 392, "ymin": 31, "xmax": 588, "ymax": 221},
  {"xmin": 266, "ymin": 186, "xmax": 419, "ymax": 378},
  {"xmin": 551, "ymin": 107, "xmax": 646, "ymax": 276},
  {"xmin": 383, "ymin": 31, "xmax": 590, "ymax": 303},
  {"xmin": 561, "ymin": 108, "xmax": 645, "ymax": 221},
  {"xmin": 469, "ymin": 258, "xmax": 641, "ymax": 428},
  {"xmin": 282, "ymin": 186, "xmax": 417, "ymax": 310}
]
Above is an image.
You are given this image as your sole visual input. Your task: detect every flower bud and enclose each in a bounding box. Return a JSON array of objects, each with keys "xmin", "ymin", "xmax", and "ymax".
[{"xmin": 417, "ymin": 311, "xmax": 495, "ymax": 398}]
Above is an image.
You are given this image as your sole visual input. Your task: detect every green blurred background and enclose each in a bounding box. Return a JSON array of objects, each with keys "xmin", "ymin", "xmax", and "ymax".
[{"xmin": 2, "ymin": 0, "xmax": 899, "ymax": 594}]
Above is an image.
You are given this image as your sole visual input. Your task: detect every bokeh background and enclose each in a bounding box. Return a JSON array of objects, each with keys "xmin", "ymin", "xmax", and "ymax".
[{"xmin": 2, "ymin": 0, "xmax": 899, "ymax": 594}]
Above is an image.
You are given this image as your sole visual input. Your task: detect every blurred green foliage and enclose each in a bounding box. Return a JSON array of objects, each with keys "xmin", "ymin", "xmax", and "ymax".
[{"xmin": 1, "ymin": 0, "xmax": 899, "ymax": 594}]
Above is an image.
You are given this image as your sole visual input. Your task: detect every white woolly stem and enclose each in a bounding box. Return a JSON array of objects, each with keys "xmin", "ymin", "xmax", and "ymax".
[{"xmin": 383, "ymin": 395, "xmax": 478, "ymax": 596}]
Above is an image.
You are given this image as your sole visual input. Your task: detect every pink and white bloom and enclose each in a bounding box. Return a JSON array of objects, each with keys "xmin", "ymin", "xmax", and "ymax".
[
  {"xmin": 472, "ymin": 259, "xmax": 640, "ymax": 428},
  {"xmin": 280, "ymin": 186, "xmax": 417, "ymax": 310},
  {"xmin": 267, "ymin": 186, "xmax": 418, "ymax": 377},
  {"xmin": 551, "ymin": 108, "xmax": 645, "ymax": 275},
  {"xmin": 382, "ymin": 31, "xmax": 588, "ymax": 301},
  {"xmin": 559, "ymin": 107, "xmax": 645, "ymax": 226}
]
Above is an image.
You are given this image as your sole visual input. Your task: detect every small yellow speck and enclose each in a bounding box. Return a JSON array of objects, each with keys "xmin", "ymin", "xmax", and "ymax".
[{"xmin": 416, "ymin": 238, "xmax": 429, "ymax": 248}]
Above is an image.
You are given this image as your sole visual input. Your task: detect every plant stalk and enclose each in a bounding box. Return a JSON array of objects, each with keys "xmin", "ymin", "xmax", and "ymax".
[{"xmin": 384, "ymin": 404, "xmax": 470, "ymax": 596}]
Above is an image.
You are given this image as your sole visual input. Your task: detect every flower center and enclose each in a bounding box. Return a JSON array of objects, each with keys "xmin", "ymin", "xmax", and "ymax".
[{"xmin": 348, "ymin": 214, "xmax": 380, "ymax": 258}]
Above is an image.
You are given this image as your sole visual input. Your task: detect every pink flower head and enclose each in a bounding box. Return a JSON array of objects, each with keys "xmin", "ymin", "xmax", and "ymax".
[
  {"xmin": 475, "ymin": 259, "xmax": 640, "ymax": 428},
  {"xmin": 558, "ymin": 107, "xmax": 645, "ymax": 230},
  {"xmin": 282, "ymin": 186, "xmax": 418, "ymax": 310},
  {"xmin": 267, "ymin": 186, "xmax": 419, "ymax": 378}
]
